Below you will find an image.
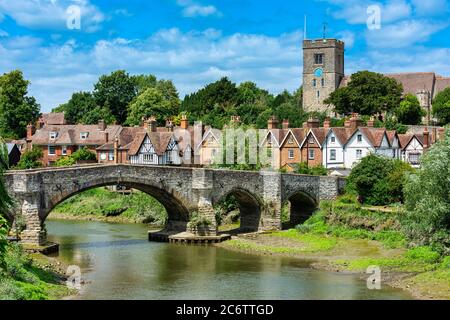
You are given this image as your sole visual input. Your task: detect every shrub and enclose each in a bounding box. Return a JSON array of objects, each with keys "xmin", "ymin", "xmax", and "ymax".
[
  {"xmin": 14, "ymin": 147, "xmax": 43, "ymax": 169},
  {"xmin": 295, "ymin": 162, "xmax": 327, "ymax": 176},
  {"xmin": 405, "ymin": 246, "xmax": 441, "ymax": 264}
]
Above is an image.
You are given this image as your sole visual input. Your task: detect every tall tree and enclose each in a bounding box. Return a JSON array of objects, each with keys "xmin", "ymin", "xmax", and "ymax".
[
  {"xmin": 55, "ymin": 91, "xmax": 98, "ymax": 124},
  {"xmin": 93, "ymin": 70, "xmax": 137, "ymax": 124},
  {"xmin": 126, "ymin": 88, "xmax": 175, "ymax": 126},
  {"xmin": 325, "ymin": 71, "xmax": 403, "ymax": 115},
  {"xmin": 432, "ymin": 88, "xmax": 450, "ymax": 125},
  {"xmin": 395, "ymin": 94, "xmax": 425, "ymax": 125},
  {"xmin": 0, "ymin": 70, "xmax": 40, "ymax": 139}
]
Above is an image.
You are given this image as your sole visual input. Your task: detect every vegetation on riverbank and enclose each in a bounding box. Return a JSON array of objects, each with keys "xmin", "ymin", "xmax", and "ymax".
[{"xmin": 50, "ymin": 187, "xmax": 168, "ymax": 225}]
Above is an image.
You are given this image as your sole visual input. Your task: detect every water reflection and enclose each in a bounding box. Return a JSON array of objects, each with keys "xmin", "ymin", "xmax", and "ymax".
[{"xmin": 47, "ymin": 219, "xmax": 412, "ymax": 300}]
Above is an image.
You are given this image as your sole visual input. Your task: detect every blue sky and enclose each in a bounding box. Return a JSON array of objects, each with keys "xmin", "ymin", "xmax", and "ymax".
[{"xmin": 0, "ymin": 0, "xmax": 449, "ymax": 112}]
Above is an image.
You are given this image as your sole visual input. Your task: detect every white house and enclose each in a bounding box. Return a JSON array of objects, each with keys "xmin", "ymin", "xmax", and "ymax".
[{"xmin": 322, "ymin": 127, "xmax": 351, "ymax": 169}]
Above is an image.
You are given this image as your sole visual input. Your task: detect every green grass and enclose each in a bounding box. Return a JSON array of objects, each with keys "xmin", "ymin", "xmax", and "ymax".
[{"xmin": 52, "ymin": 187, "xmax": 167, "ymax": 225}]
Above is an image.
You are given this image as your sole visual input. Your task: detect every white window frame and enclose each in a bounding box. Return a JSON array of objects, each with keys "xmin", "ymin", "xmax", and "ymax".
[
  {"xmin": 48, "ymin": 145, "xmax": 56, "ymax": 156},
  {"xmin": 357, "ymin": 134, "xmax": 363, "ymax": 143},
  {"xmin": 108, "ymin": 151, "xmax": 114, "ymax": 161},
  {"xmin": 80, "ymin": 132, "xmax": 89, "ymax": 140},
  {"xmin": 330, "ymin": 149, "xmax": 336, "ymax": 161},
  {"xmin": 356, "ymin": 149, "xmax": 363, "ymax": 159},
  {"xmin": 288, "ymin": 149, "xmax": 294, "ymax": 159},
  {"xmin": 50, "ymin": 132, "xmax": 58, "ymax": 139},
  {"xmin": 61, "ymin": 145, "xmax": 68, "ymax": 156},
  {"xmin": 308, "ymin": 149, "xmax": 315, "ymax": 160},
  {"xmin": 331, "ymin": 136, "xmax": 336, "ymax": 143}
]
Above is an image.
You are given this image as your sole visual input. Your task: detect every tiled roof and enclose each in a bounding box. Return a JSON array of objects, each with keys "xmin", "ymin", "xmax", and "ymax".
[
  {"xmin": 32, "ymin": 124, "xmax": 122, "ymax": 145},
  {"xmin": 385, "ymin": 72, "xmax": 436, "ymax": 95},
  {"xmin": 386, "ymin": 130, "xmax": 397, "ymax": 146},
  {"xmin": 434, "ymin": 77, "xmax": 450, "ymax": 97},
  {"xmin": 398, "ymin": 134, "xmax": 415, "ymax": 149},
  {"xmin": 329, "ymin": 127, "xmax": 355, "ymax": 145},
  {"xmin": 310, "ymin": 128, "xmax": 328, "ymax": 146},
  {"xmin": 39, "ymin": 113, "xmax": 66, "ymax": 125},
  {"xmin": 359, "ymin": 127, "xmax": 387, "ymax": 148}
]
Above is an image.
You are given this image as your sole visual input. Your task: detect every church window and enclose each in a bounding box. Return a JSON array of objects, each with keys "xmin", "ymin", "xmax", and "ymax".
[
  {"xmin": 317, "ymin": 91, "xmax": 320, "ymax": 98},
  {"xmin": 321, "ymin": 78, "xmax": 325, "ymax": 87},
  {"xmin": 314, "ymin": 53, "xmax": 324, "ymax": 64},
  {"xmin": 313, "ymin": 79, "xmax": 316, "ymax": 87}
]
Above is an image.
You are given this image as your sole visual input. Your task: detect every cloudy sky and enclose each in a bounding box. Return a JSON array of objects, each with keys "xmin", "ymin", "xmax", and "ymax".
[{"xmin": 0, "ymin": 0, "xmax": 449, "ymax": 112}]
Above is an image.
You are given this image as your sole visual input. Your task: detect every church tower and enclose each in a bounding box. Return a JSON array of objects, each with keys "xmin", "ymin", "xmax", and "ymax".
[{"xmin": 302, "ymin": 39, "xmax": 345, "ymax": 113}]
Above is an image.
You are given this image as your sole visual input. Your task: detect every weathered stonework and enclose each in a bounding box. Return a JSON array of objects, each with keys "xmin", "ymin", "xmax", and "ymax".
[{"xmin": 5, "ymin": 165, "xmax": 345, "ymax": 245}]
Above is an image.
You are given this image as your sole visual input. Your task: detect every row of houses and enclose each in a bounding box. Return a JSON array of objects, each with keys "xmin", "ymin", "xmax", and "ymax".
[
  {"xmin": 22, "ymin": 113, "xmax": 445, "ymax": 173},
  {"xmin": 259, "ymin": 115, "xmax": 444, "ymax": 172}
]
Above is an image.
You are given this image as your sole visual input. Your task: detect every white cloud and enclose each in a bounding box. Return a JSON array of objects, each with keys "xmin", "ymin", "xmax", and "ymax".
[
  {"xmin": 336, "ymin": 30, "xmax": 355, "ymax": 48},
  {"xmin": 329, "ymin": 0, "xmax": 412, "ymax": 25},
  {"xmin": 177, "ymin": 0, "xmax": 222, "ymax": 18},
  {"xmin": 0, "ymin": 28, "xmax": 303, "ymax": 111},
  {"xmin": 411, "ymin": 0, "xmax": 448, "ymax": 15},
  {"xmin": 365, "ymin": 20, "xmax": 448, "ymax": 48},
  {"xmin": 0, "ymin": 0, "xmax": 104, "ymax": 32}
]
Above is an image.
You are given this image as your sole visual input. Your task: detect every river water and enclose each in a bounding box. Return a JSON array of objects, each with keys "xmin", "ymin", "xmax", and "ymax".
[{"xmin": 46, "ymin": 219, "xmax": 412, "ymax": 300}]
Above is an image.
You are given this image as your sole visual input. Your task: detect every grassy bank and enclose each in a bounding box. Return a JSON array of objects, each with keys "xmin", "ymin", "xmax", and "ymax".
[
  {"xmin": 50, "ymin": 187, "xmax": 167, "ymax": 225},
  {"xmin": 0, "ymin": 243, "xmax": 74, "ymax": 300},
  {"xmin": 220, "ymin": 196, "xmax": 450, "ymax": 300}
]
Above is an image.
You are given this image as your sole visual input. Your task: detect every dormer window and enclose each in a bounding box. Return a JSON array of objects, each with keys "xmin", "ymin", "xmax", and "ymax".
[
  {"xmin": 50, "ymin": 132, "xmax": 58, "ymax": 139},
  {"xmin": 80, "ymin": 132, "xmax": 89, "ymax": 140}
]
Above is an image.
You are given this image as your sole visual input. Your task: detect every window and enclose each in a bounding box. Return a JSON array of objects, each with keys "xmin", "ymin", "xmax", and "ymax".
[
  {"xmin": 50, "ymin": 132, "xmax": 58, "ymax": 139},
  {"xmin": 167, "ymin": 151, "xmax": 173, "ymax": 163},
  {"xmin": 317, "ymin": 90, "xmax": 320, "ymax": 98},
  {"xmin": 80, "ymin": 132, "xmax": 89, "ymax": 140},
  {"xmin": 143, "ymin": 154, "xmax": 152, "ymax": 163},
  {"xmin": 331, "ymin": 136, "xmax": 336, "ymax": 143},
  {"xmin": 408, "ymin": 153, "xmax": 420, "ymax": 165},
  {"xmin": 62, "ymin": 146, "xmax": 67, "ymax": 156},
  {"xmin": 312, "ymin": 79, "xmax": 317, "ymax": 87},
  {"xmin": 321, "ymin": 78, "xmax": 325, "ymax": 87},
  {"xmin": 308, "ymin": 149, "xmax": 315, "ymax": 160},
  {"xmin": 108, "ymin": 151, "xmax": 114, "ymax": 161},
  {"xmin": 314, "ymin": 53, "xmax": 324, "ymax": 64},
  {"xmin": 330, "ymin": 149, "xmax": 336, "ymax": 161},
  {"xmin": 309, "ymin": 137, "xmax": 315, "ymax": 144},
  {"xmin": 357, "ymin": 134, "xmax": 363, "ymax": 143},
  {"xmin": 356, "ymin": 149, "xmax": 363, "ymax": 159},
  {"xmin": 288, "ymin": 136, "xmax": 294, "ymax": 144},
  {"xmin": 48, "ymin": 146, "xmax": 56, "ymax": 155},
  {"xmin": 288, "ymin": 149, "xmax": 294, "ymax": 159}
]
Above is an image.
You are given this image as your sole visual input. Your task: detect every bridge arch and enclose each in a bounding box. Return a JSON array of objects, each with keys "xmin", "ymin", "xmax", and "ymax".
[
  {"xmin": 213, "ymin": 187, "xmax": 263, "ymax": 232},
  {"xmin": 282, "ymin": 189, "xmax": 318, "ymax": 228}
]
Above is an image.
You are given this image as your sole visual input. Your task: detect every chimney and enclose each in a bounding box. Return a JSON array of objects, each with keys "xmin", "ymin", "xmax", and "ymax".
[
  {"xmin": 268, "ymin": 116, "xmax": 279, "ymax": 130},
  {"xmin": 423, "ymin": 128, "xmax": 429, "ymax": 150},
  {"xmin": 349, "ymin": 113, "xmax": 363, "ymax": 130},
  {"xmin": 438, "ymin": 128, "xmax": 445, "ymax": 141},
  {"xmin": 166, "ymin": 119, "xmax": 174, "ymax": 132},
  {"xmin": 98, "ymin": 119, "xmax": 106, "ymax": 131},
  {"xmin": 344, "ymin": 119, "xmax": 351, "ymax": 129},
  {"xmin": 114, "ymin": 137, "xmax": 119, "ymax": 164},
  {"xmin": 104, "ymin": 132, "xmax": 109, "ymax": 143},
  {"xmin": 307, "ymin": 117, "xmax": 320, "ymax": 129},
  {"xmin": 180, "ymin": 114, "xmax": 189, "ymax": 130},
  {"xmin": 282, "ymin": 119, "xmax": 290, "ymax": 129},
  {"xmin": 323, "ymin": 118, "xmax": 331, "ymax": 129},
  {"xmin": 367, "ymin": 117, "xmax": 375, "ymax": 128},
  {"xmin": 147, "ymin": 116, "xmax": 157, "ymax": 133},
  {"xmin": 26, "ymin": 123, "xmax": 35, "ymax": 140}
]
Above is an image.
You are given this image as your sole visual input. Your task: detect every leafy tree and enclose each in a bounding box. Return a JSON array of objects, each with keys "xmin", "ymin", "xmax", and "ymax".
[
  {"xmin": 133, "ymin": 74, "xmax": 157, "ymax": 94},
  {"xmin": 181, "ymin": 77, "xmax": 239, "ymax": 122},
  {"xmin": 0, "ymin": 70, "xmax": 41, "ymax": 139},
  {"xmin": 275, "ymin": 102, "xmax": 307, "ymax": 128},
  {"xmin": 325, "ymin": 71, "xmax": 403, "ymax": 116},
  {"xmin": 93, "ymin": 70, "xmax": 137, "ymax": 124},
  {"xmin": 432, "ymin": 88, "xmax": 450, "ymax": 125},
  {"xmin": 272, "ymin": 90, "xmax": 293, "ymax": 108},
  {"xmin": 80, "ymin": 106, "xmax": 116, "ymax": 125},
  {"xmin": 71, "ymin": 147, "xmax": 97, "ymax": 161},
  {"xmin": 156, "ymin": 80, "xmax": 181, "ymax": 113},
  {"xmin": 403, "ymin": 129, "xmax": 450, "ymax": 251},
  {"xmin": 395, "ymin": 94, "xmax": 425, "ymax": 125},
  {"xmin": 54, "ymin": 156, "xmax": 76, "ymax": 167},
  {"xmin": 255, "ymin": 109, "xmax": 274, "ymax": 129},
  {"xmin": 347, "ymin": 154, "xmax": 412, "ymax": 205},
  {"xmin": 55, "ymin": 92, "xmax": 98, "ymax": 124},
  {"xmin": 0, "ymin": 139, "xmax": 12, "ymax": 218},
  {"xmin": 14, "ymin": 147, "xmax": 43, "ymax": 170},
  {"xmin": 126, "ymin": 88, "xmax": 175, "ymax": 126}
]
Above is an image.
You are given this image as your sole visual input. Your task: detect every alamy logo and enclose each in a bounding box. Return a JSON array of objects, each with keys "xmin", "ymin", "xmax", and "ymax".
[
  {"xmin": 367, "ymin": 5, "xmax": 381, "ymax": 30},
  {"xmin": 66, "ymin": 5, "xmax": 81, "ymax": 30},
  {"xmin": 66, "ymin": 265, "xmax": 82, "ymax": 289}
]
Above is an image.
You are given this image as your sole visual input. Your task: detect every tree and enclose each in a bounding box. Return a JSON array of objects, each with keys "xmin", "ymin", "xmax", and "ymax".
[
  {"xmin": 403, "ymin": 129, "xmax": 450, "ymax": 251},
  {"xmin": 325, "ymin": 71, "xmax": 403, "ymax": 116},
  {"xmin": 395, "ymin": 94, "xmax": 425, "ymax": 125},
  {"xmin": 0, "ymin": 140, "xmax": 13, "ymax": 267},
  {"xmin": 80, "ymin": 106, "xmax": 116, "ymax": 125},
  {"xmin": 55, "ymin": 147, "xmax": 96, "ymax": 167},
  {"xmin": 155, "ymin": 80, "xmax": 181, "ymax": 113},
  {"xmin": 126, "ymin": 88, "xmax": 174, "ymax": 126},
  {"xmin": 133, "ymin": 74, "xmax": 157, "ymax": 94},
  {"xmin": 0, "ymin": 70, "xmax": 41, "ymax": 139},
  {"xmin": 432, "ymin": 88, "xmax": 450, "ymax": 125},
  {"xmin": 93, "ymin": 70, "xmax": 137, "ymax": 124},
  {"xmin": 14, "ymin": 148, "xmax": 43, "ymax": 170},
  {"xmin": 55, "ymin": 92, "xmax": 99, "ymax": 124}
]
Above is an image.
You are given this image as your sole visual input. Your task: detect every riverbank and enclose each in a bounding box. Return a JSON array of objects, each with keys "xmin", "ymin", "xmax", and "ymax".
[
  {"xmin": 218, "ymin": 230, "xmax": 450, "ymax": 300},
  {"xmin": 0, "ymin": 243, "xmax": 75, "ymax": 300}
]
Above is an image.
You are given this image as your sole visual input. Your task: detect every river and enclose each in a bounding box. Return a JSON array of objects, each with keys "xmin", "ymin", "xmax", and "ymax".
[{"xmin": 46, "ymin": 219, "xmax": 412, "ymax": 300}]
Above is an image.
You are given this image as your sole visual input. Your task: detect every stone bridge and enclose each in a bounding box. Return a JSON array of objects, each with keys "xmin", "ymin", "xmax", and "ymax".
[{"xmin": 4, "ymin": 164, "xmax": 345, "ymax": 245}]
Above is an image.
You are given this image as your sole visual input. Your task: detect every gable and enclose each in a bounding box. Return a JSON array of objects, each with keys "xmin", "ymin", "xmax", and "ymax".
[{"xmin": 138, "ymin": 136, "xmax": 155, "ymax": 154}]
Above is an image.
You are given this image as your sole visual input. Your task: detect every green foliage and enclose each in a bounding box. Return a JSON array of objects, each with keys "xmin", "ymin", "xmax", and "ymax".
[
  {"xmin": 187, "ymin": 211, "xmax": 213, "ymax": 229},
  {"xmin": 395, "ymin": 94, "xmax": 425, "ymax": 125},
  {"xmin": 54, "ymin": 147, "xmax": 96, "ymax": 167},
  {"xmin": 0, "ymin": 140, "xmax": 12, "ymax": 218},
  {"xmin": 14, "ymin": 147, "xmax": 43, "ymax": 170},
  {"xmin": 403, "ymin": 129, "xmax": 450, "ymax": 252},
  {"xmin": 93, "ymin": 70, "xmax": 137, "ymax": 124},
  {"xmin": 325, "ymin": 71, "xmax": 403, "ymax": 116},
  {"xmin": 0, "ymin": 70, "xmax": 41, "ymax": 139},
  {"xmin": 295, "ymin": 162, "xmax": 328, "ymax": 176},
  {"xmin": 347, "ymin": 154, "xmax": 413, "ymax": 205},
  {"xmin": 54, "ymin": 156, "xmax": 76, "ymax": 167},
  {"xmin": 0, "ymin": 216, "xmax": 8, "ymax": 269},
  {"xmin": 214, "ymin": 194, "xmax": 239, "ymax": 225},
  {"xmin": 432, "ymin": 88, "xmax": 450, "ymax": 125},
  {"xmin": 126, "ymin": 87, "xmax": 178, "ymax": 126}
]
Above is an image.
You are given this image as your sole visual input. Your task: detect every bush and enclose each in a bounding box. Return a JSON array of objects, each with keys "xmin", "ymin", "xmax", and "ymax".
[
  {"xmin": 71, "ymin": 147, "xmax": 97, "ymax": 161},
  {"xmin": 295, "ymin": 162, "xmax": 328, "ymax": 176},
  {"xmin": 405, "ymin": 246, "xmax": 441, "ymax": 264},
  {"xmin": 347, "ymin": 154, "xmax": 413, "ymax": 205},
  {"xmin": 0, "ymin": 215, "xmax": 8, "ymax": 269},
  {"xmin": 14, "ymin": 147, "xmax": 43, "ymax": 169}
]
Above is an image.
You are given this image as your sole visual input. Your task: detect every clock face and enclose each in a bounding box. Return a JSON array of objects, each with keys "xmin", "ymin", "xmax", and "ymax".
[
  {"xmin": 314, "ymin": 68, "xmax": 324, "ymax": 77},
  {"xmin": 100, "ymin": 153, "xmax": 107, "ymax": 160}
]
